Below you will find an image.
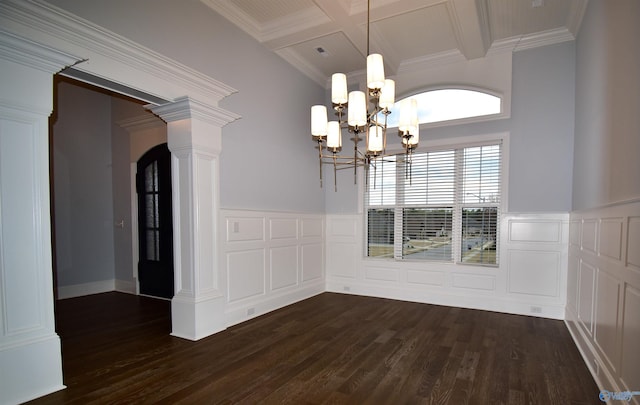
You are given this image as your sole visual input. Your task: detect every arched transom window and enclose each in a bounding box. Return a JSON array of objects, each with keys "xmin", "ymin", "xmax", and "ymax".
[{"xmin": 384, "ymin": 88, "xmax": 502, "ymax": 127}]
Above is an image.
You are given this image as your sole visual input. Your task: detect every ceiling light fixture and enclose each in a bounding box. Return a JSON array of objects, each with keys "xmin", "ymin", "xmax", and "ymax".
[{"xmin": 310, "ymin": 0, "xmax": 419, "ymax": 191}]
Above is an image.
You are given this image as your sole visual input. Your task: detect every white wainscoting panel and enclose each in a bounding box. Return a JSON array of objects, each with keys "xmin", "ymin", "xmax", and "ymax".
[
  {"xmin": 628, "ymin": 217, "xmax": 640, "ymax": 270},
  {"xmin": 452, "ymin": 273, "xmax": 496, "ymax": 291},
  {"xmin": 599, "ymin": 218, "xmax": 624, "ymax": 262},
  {"xmin": 509, "ymin": 220, "xmax": 561, "ymax": 242},
  {"xmin": 222, "ymin": 210, "xmax": 324, "ymax": 327},
  {"xmin": 507, "ymin": 250, "xmax": 560, "ymax": 297},
  {"xmin": 406, "ymin": 269, "xmax": 446, "ymax": 286},
  {"xmin": 270, "ymin": 246, "xmax": 298, "ymax": 291},
  {"xmin": 503, "ymin": 214, "xmax": 569, "ymax": 315},
  {"xmin": 302, "ymin": 217, "xmax": 324, "ymax": 238},
  {"xmin": 578, "ymin": 260, "xmax": 596, "ymax": 335},
  {"xmin": 270, "ymin": 218, "xmax": 298, "ymax": 240},
  {"xmin": 226, "ymin": 217, "xmax": 264, "ymax": 242},
  {"xmin": 365, "ymin": 266, "xmax": 399, "ymax": 282},
  {"xmin": 226, "ymin": 249, "xmax": 265, "ymax": 302},
  {"xmin": 565, "ymin": 199, "xmax": 640, "ymax": 398},
  {"xmin": 326, "ymin": 215, "xmax": 360, "ymax": 281},
  {"xmin": 581, "ymin": 219, "xmax": 598, "ymax": 254},
  {"xmin": 594, "ymin": 269, "xmax": 620, "ymax": 371},
  {"xmin": 326, "ymin": 212, "xmax": 569, "ymax": 319},
  {"xmin": 621, "ymin": 285, "xmax": 640, "ymax": 392},
  {"xmin": 302, "ymin": 243, "xmax": 323, "ymax": 282}
]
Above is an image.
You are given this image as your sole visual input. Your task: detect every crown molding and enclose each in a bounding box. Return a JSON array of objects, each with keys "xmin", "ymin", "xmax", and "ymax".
[
  {"xmin": 0, "ymin": 29, "xmax": 81, "ymax": 73},
  {"xmin": 494, "ymin": 27, "xmax": 576, "ymax": 54},
  {"xmin": 398, "ymin": 49, "xmax": 467, "ymax": 75},
  {"xmin": 275, "ymin": 48, "xmax": 328, "ymax": 87},
  {"xmin": 0, "ymin": 0, "xmax": 238, "ymax": 105}
]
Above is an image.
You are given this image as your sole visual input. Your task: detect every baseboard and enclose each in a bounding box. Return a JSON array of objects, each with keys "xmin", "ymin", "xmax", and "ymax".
[
  {"xmin": 564, "ymin": 307, "xmax": 626, "ymax": 398},
  {"xmin": 326, "ymin": 279, "xmax": 566, "ymax": 319},
  {"xmin": 57, "ymin": 279, "xmax": 115, "ymax": 299},
  {"xmin": 225, "ymin": 280, "xmax": 325, "ymax": 328},
  {"xmin": 115, "ymin": 279, "xmax": 137, "ymax": 295}
]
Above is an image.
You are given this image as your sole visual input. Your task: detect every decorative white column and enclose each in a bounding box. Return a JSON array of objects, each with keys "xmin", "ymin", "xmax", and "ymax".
[
  {"xmin": 0, "ymin": 31, "xmax": 81, "ymax": 403},
  {"xmin": 148, "ymin": 96, "xmax": 240, "ymax": 340}
]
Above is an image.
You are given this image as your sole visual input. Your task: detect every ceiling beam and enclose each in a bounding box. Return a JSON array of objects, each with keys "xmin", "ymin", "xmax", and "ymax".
[{"xmin": 446, "ymin": 0, "xmax": 491, "ymax": 60}]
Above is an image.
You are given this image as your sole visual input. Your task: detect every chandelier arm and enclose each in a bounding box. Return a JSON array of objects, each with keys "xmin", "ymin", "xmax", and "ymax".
[
  {"xmin": 317, "ymin": 139, "xmax": 323, "ymax": 188},
  {"xmin": 333, "ymin": 153, "xmax": 338, "ymax": 192},
  {"xmin": 354, "ymin": 133, "xmax": 358, "ymax": 184}
]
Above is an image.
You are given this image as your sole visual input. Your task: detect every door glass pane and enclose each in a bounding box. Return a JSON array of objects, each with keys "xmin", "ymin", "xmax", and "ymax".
[
  {"xmin": 145, "ymin": 161, "xmax": 158, "ymax": 192},
  {"xmin": 146, "ymin": 229, "xmax": 159, "ymax": 261},
  {"xmin": 145, "ymin": 194, "xmax": 159, "ymax": 229}
]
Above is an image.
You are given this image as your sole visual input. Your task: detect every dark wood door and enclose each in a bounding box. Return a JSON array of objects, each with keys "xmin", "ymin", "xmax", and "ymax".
[{"xmin": 137, "ymin": 143, "xmax": 174, "ymax": 299}]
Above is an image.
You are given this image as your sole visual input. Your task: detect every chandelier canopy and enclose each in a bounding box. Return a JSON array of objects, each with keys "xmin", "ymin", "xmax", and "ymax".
[{"xmin": 310, "ymin": 0, "xmax": 419, "ymax": 191}]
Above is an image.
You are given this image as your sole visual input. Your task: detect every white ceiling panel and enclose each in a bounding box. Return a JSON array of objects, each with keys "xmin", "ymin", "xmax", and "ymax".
[
  {"xmin": 202, "ymin": 0, "xmax": 587, "ymax": 86},
  {"xmin": 230, "ymin": 0, "xmax": 317, "ymax": 24},
  {"xmin": 290, "ymin": 31, "xmax": 367, "ymax": 78},
  {"xmin": 372, "ymin": 4, "xmax": 458, "ymax": 62}
]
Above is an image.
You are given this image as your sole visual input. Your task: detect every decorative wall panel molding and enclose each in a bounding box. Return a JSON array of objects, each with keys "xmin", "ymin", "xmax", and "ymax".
[
  {"xmin": 221, "ymin": 209, "xmax": 324, "ymax": 327},
  {"xmin": 627, "ymin": 217, "xmax": 640, "ymax": 270},
  {"xmin": 566, "ymin": 198, "xmax": 640, "ymax": 397},
  {"xmin": 509, "ymin": 219, "xmax": 561, "ymax": 243},
  {"xmin": 326, "ymin": 212, "xmax": 569, "ymax": 320},
  {"xmin": 621, "ymin": 285, "xmax": 640, "ymax": 391},
  {"xmin": 581, "ymin": 219, "xmax": 598, "ymax": 254},
  {"xmin": 578, "ymin": 260, "xmax": 596, "ymax": 335},
  {"xmin": 599, "ymin": 217, "xmax": 624, "ymax": 262},
  {"xmin": 507, "ymin": 250, "xmax": 560, "ymax": 297}
]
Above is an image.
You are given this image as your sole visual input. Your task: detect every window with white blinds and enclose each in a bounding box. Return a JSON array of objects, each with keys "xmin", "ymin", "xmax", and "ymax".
[{"xmin": 365, "ymin": 141, "xmax": 502, "ymax": 265}]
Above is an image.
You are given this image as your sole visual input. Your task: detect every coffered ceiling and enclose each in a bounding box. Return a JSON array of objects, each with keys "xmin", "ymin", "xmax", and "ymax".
[{"xmin": 201, "ymin": 0, "xmax": 587, "ymax": 86}]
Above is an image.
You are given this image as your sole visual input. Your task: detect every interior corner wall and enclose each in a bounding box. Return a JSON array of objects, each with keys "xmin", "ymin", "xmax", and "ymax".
[
  {"xmin": 567, "ymin": 0, "xmax": 640, "ymax": 397},
  {"xmin": 572, "ymin": 0, "xmax": 640, "ymax": 210},
  {"xmin": 53, "ymin": 80, "xmax": 116, "ymax": 297}
]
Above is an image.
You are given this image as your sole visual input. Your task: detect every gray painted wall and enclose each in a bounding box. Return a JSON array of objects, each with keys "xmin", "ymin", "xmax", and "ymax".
[
  {"xmin": 53, "ymin": 80, "xmax": 116, "ymax": 286},
  {"xmin": 325, "ymin": 42, "xmax": 576, "ymax": 214},
  {"xmin": 510, "ymin": 42, "xmax": 575, "ymax": 212},
  {"xmin": 110, "ymin": 97, "xmax": 150, "ymax": 284},
  {"xmin": 573, "ymin": 0, "xmax": 640, "ymax": 210},
  {"xmin": 48, "ymin": 0, "xmax": 327, "ymax": 214}
]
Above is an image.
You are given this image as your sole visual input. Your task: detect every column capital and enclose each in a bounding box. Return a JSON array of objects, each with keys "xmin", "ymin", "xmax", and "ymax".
[{"xmin": 147, "ymin": 96, "xmax": 240, "ymax": 128}]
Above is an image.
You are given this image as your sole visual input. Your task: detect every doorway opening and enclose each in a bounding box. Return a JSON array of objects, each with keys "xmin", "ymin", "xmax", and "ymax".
[{"xmin": 50, "ymin": 73, "xmax": 170, "ymax": 301}]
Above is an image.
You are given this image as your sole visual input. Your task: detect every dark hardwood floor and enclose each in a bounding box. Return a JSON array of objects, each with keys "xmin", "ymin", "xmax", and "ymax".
[{"xmin": 28, "ymin": 292, "xmax": 601, "ymax": 404}]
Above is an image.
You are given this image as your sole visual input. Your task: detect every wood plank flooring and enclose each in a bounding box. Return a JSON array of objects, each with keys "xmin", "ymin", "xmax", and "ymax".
[{"xmin": 28, "ymin": 292, "xmax": 601, "ymax": 404}]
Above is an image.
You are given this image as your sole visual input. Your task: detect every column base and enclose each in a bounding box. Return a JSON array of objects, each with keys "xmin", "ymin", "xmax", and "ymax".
[
  {"xmin": 0, "ymin": 334, "xmax": 65, "ymax": 404},
  {"xmin": 171, "ymin": 291, "xmax": 226, "ymax": 340}
]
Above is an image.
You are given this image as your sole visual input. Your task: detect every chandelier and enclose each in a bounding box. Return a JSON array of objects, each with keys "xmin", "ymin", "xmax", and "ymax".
[{"xmin": 310, "ymin": 0, "xmax": 419, "ymax": 191}]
